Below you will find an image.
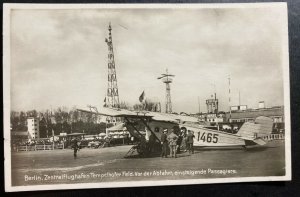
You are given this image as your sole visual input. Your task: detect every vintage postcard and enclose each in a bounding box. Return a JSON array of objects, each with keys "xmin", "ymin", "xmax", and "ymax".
[{"xmin": 4, "ymin": 3, "xmax": 291, "ymax": 192}]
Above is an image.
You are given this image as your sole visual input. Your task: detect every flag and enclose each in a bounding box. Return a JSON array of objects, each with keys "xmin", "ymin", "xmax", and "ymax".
[
  {"xmin": 103, "ymin": 97, "xmax": 107, "ymax": 107},
  {"xmin": 139, "ymin": 91, "xmax": 145, "ymax": 103}
]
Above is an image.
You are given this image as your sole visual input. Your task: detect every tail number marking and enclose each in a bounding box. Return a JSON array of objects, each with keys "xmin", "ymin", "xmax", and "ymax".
[{"xmin": 198, "ymin": 132, "xmax": 219, "ymax": 143}]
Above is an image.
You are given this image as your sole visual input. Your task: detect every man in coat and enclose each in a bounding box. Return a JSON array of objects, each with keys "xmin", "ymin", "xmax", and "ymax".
[
  {"xmin": 186, "ymin": 130, "xmax": 195, "ymax": 155},
  {"xmin": 148, "ymin": 133, "xmax": 156, "ymax": 153},
  {"xmin": 160, "ymin": 129, "xmax": 168, "ymax": 158},
  {"xmin": 167, "ymin": 128, "xmax": 179, "ymax": 158}
]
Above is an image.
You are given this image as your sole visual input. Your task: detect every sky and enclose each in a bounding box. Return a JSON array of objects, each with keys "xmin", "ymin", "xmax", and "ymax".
[{"xmin": 10, "ymin": 6, "xmax": 287, "ymax": 113}]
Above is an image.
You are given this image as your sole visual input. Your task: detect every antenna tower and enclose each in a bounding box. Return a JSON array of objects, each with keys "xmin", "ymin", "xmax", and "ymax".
[
  {"xmin": 228, "ymin": 75, "xmax": 231, "ymax": 120},
  {"xmin": 158, "ymin": 69, "xmax": 175, "ymax": 113},
  {"xmin": 105, "ymin": 23, "xmax": 120, "ymax": 108}
]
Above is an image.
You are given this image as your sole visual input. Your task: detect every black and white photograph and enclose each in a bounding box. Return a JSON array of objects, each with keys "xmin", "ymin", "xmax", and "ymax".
[{"xmin": 3, "ymin": 3, "xmax": 291, "ymax": 192}]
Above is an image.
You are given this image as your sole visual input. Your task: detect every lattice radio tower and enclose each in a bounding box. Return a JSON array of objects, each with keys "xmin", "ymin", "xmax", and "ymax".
[
  {"xmin": 105, "ymin": 23, "xmax": 120, "ymax": 108},
  {"xmin": 158, "ymin": 69, "xmax": 175, "ymax": 113}
]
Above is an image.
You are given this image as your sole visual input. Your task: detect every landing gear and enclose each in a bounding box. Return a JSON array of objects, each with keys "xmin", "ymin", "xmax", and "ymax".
[
  {"xmin": 124, "ymin": 142, "xmax": 150, "ymax": 158},
  {"xmin": 136, "ymin": 142, "xmax": 150, "ymax": 157}
]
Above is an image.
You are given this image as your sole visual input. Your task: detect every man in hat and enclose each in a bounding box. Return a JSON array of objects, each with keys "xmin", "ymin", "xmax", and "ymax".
[
  {"xmin": 186, "ymin": 130, "xmax": 195, "ymax": 155},
  {"xmin": 160, "ymin": 129, "xmax": 168, "ymax": 158},
  {"xmin": 167, "ymin": 128, "xmax": 179, "ymax": 158},
  {"xmin": 148, "ymin": 132, "xmax": 156, "ymax": 154},
  {"xmin": 180, "ymin": 127, "xmax": 187, "ymax": 152}
]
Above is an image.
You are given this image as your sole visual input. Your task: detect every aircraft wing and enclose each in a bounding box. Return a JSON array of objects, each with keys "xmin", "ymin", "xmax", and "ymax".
[
  {"xmin": 171, "ymin": 114, "xmax": 199, "ymax": 123},
  {"xmin": 145, "ymin": 112, "xmax": 199, "ymax": 123},
  {"xmin": 77, "ymin": 107, "xmax": 153, "ymax": 118},
  {"xmin": 146, "ymin": 112, "xmax": 179, "ymax": 122},
  {"xmin": 77, "ymin": 107, "xmax": 198, "ymax": 123}
]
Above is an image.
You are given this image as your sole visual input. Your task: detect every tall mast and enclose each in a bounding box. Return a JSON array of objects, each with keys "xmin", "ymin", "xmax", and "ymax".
[
  {"xmin": 239, "ymin": 90, "xmax": 241, "ymax": 106},
  {"xmin": 228, "ymin": 75, "xmax": 231, "ymax": 121},
  {"xmin": 198, "ymin": 96, "xmax": 201, "ymax": 114},
  {"xmin": 105, "ymin": 23, "xmax": 120, "ymax": 108},
  {"xmin": 158, "ymin": 69, "xmax": 175, "ymax": 113}
]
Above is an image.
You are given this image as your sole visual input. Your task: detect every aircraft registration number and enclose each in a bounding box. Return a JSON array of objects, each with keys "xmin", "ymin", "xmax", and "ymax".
[{"xmin": 197, "ymin": 132, "xmax": 219, "ymax": 143}]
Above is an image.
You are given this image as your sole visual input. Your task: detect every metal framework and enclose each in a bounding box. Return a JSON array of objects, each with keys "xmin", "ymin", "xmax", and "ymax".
[
  {"xmin": 105, "ymin": 23, "xmax": 120, "ymax": 108},
  {"xmin": 158, "ymin": 69, "xmax": 175, "ymax": 113}
]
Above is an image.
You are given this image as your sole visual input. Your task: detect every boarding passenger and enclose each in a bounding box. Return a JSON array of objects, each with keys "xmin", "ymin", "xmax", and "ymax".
[
  {"xmin": 167, "ymin": 128, "xmax": 178, "ymax": 158},
  {"xmin": 186, "ymin": 130, "xmax": 195, "ymax": 155},
  {"xmin": 176, "ymin": 131, "xmax": 183, "ymax": 154},
  {"xmin": 161, "ymin": 129, "xmax": 168, "ymax": 158},
  {"xmin": 180, "ymin": 128, "xmax": 187, "ymax": 152},
  {"xmin": 139, "ymin": 136, "xmax": 148, "ymax": 157},
  {"xmin": 148, "ymin": 133, "xmax": 156, "ymax": 153}
]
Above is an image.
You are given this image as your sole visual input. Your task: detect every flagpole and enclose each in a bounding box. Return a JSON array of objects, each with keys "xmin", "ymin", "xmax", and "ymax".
[{"xmin": 198, "ymin": 96, "xmax": 200, "ymax": 114}]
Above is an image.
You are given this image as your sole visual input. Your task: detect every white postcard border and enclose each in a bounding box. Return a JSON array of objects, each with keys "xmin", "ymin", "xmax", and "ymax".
[{"xmin": 3, "ymin": 2, "xmax": 291, "ymax": 192}]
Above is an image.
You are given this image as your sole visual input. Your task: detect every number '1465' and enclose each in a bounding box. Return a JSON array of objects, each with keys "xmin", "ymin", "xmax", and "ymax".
[{"xmin": 197, "ymin": 132, "xmax": 218, "ymax": 143}]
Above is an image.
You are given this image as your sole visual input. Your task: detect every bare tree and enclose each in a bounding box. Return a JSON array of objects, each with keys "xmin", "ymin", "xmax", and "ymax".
[
  {"xmin": 119, "ymin": 101, "xmax": 130, "ymax": 110},
  {"xmin": 133, "ymin": 99, "xmax": 161, "ymax": 112}
]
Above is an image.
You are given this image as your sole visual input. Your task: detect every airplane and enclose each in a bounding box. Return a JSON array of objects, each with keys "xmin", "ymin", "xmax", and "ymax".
[{"xmin": 77, "ymin": 107, "xmax": 273, "ymax": 157}]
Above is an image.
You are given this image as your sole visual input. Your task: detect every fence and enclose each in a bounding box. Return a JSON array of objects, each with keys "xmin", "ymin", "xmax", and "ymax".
[
  {"xmin": 16, "ymin": 144, "xmax": 64, "ymax": 152},
  {"xmin": 262, "ymin": 134, "xmax": 285, "ymax": 141}
]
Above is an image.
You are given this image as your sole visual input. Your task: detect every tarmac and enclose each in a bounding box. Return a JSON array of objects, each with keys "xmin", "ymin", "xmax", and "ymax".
[{"xmin": 11, "ymin": 140, "xmax": 286, "ymax": 186}]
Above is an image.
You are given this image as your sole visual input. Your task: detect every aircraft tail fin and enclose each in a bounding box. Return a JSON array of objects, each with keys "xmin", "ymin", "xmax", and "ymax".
[
  {"xmin": 253, "ymin": 138, "xmax": 267, "ymax": 145},
  {"xmin": 237, "ymin": 116, "xmax": 273, "ymax": 140}
]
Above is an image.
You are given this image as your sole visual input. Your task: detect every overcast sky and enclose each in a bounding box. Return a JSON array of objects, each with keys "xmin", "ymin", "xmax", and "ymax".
[{"xmin": 10, "ymin": 6, "xmax": 287, "ymax": 113}]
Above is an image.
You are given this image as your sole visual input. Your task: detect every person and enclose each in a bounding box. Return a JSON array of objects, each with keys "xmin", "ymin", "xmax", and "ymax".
[
  {"xmin": 160, "ymin": 129, "xmax": 168, "ymax": 158},
  {"xmin": 180, "ymin": 128, "xmax": 187, "ymax": 152},
  {"xmin": 72, "ymin": 138, "xmax": 80, "ymax": 158},
  {"xmin": 176, "ymin": 131, "xmax": 183, "ymax": 154},
  {"xmin": 186, "ymin": 130, "xmax": 195, "ymax": 155},
  {"xmin": 167, "ymin": 128, "xmax": 178, "ymax": 158},
  {"xmin": 105, "ymin": 136, "xmax": 111, "ymax": 147},
  {"xmin": 148, "ymin": 133, "xmax": 156, "ymax": 153},
  {"xmin": 126, "ymin": 133, "xmax": 130, "ymax": 145}
]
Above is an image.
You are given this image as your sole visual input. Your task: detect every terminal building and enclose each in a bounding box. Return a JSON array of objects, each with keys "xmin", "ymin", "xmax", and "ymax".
[
  {"xmin": 226, "ymin": 106, "xmax": 284, "ymax": 123},
  {"xmin": 198, "ymin": 113, "xmax": 225, "ymax": 123},
  {"xmin": 225, "ymin": 101, "xmax": 284, "ymax": 123},
  {"xmin": 225, "ymin": 102, "xmax": 285, "ymax": 133},
  {"xmin": 194, "ymin": 99, "xmax": 285, "ymax": 133}
]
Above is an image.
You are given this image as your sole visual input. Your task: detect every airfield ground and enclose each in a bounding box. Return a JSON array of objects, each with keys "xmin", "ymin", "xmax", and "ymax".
[{"xmin": 10, "ymin": 140, "xmax": 285, "ymax": 186}]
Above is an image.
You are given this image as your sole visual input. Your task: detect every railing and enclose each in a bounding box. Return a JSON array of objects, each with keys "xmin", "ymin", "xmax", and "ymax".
[
  {"xmin": 262, "ymin": 134, "xmax": 285, "ymax": 141},
  {"xmin": 16, "ymin": 144, "xmax": 65, "ymax": 152}
]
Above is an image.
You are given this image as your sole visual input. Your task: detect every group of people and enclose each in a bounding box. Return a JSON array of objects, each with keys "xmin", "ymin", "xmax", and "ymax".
[
  {"xmin": 70, "ymin": 127, "xmax": 195, "ymax": 159},
  {"xmin": 160, "ymin": 126, "xmax": 195, "ymax": 158}
]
